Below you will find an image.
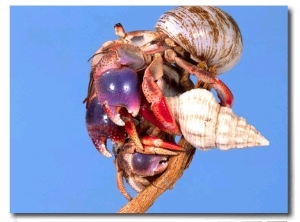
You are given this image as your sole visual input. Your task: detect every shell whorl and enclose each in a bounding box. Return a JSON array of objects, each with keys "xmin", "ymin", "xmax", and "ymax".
[
  {"xmin": 166, "ymin": 89, "xmax": 269, "ymax": 150},
  {"xmin": 155, "ymin": 6, "xmax": 243, "ymax": 74}
]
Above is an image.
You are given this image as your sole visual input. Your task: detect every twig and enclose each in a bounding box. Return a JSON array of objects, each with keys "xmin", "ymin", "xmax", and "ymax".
[{"xmin": 117, "ymin": 137, "xmax": 196, "ymax": 213}]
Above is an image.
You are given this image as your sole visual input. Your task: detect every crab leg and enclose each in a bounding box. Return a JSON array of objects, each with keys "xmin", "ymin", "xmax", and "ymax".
[
  {"xmin": 142, "ymin": 53, "xmax": 181, "ymax": 135},
  {"xmin": 115, "ymin": 162, "xmax": 133, "ymax": 201},
  {"xmin": 120, "ymin": 108, "xmax": 184, "ymax": 155},
  {"xmin": 175, "ymin": 57, "xmax": 233, "ymax": 107},
  {"xmin": 138, "ymin": 135, "xmax": 185, "ymax": 156},
  {"xmin": 141, "ymin": 136, "xmax": 183, "ymax": 152},
  {"xmin": 119, "ymin": 109, "xmax": 144, "ymax": 152},
  {"xmin": 165, "ymin": 49, "xmax": 234, "ymax": 107}
]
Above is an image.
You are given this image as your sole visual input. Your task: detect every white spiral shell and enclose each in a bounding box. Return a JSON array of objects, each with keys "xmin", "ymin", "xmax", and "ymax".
[
  {"xmin": 155, "ymin": 6, "xmax": 243, "ymax": 74},
  {"xmin": 166, "ymin": 89, "xmax": 269, "ymax": 150}
]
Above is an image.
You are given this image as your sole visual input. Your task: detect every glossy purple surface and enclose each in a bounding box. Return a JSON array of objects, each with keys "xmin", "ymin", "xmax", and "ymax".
[
  {"xmin": 132, "ymin": 153, "xmax": 168, "ymax": 177},
  {"xmin": 85, "ymin": 96, "xmax": 126, "ymax": 144},
  {"xmin": 96, "ymin": 67, "xmax": 141, "ymax": 115}
]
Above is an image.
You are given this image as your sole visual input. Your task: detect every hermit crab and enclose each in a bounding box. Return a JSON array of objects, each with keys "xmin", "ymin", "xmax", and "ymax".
[
  {"xmin": 114, "ymin": 141, "xmax": 169, "ymax": 201},
  {"xmin": 85, "ymin": 6, "xmax": 243, "ymax": 156},
  {"xmin": 84, "ymin": 6, "xmax": 269, "ymax": 201}
]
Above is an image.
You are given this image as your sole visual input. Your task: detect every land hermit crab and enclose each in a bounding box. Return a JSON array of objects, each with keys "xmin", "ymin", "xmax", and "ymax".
[
  {"xmin": 85, "ymin": 6, "xmax": 243, "ymax": 155},
  {"xmin": 84, "ymin": 6, "xmax": 269, "ymax": 201}
]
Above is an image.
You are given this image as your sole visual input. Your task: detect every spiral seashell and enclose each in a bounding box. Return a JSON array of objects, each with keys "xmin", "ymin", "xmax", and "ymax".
[
  {"xmin": 155, "ymin": 6, "xmax": 243, "ymax": 74},
  {"xmin": 166, "ymin": 89, "xmax": 269, "ymax": 150}
]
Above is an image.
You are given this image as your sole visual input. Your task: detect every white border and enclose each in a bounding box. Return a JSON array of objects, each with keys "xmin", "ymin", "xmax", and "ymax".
[
  {"xmin": 2, "ymin": 0, "xmax": 297, "ymax": 221},
  {"xmin": 1, "ymin": 0, "xmax": 10, "ymax": 221}
]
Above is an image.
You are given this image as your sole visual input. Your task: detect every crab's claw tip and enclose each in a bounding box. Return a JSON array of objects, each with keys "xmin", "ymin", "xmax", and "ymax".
[
  {"xmin": 127, "ymin": 102, "xmax": 140, "ymax": 117},
  {"xmin": 95, "ymin": 141, "xmax": 113, "ymax": 157},
  {"xmin": 85, "ymin": 96, "xmax": 127, "ymax": 157}
]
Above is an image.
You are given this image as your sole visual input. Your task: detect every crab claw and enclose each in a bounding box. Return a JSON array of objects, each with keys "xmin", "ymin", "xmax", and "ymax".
[
  {"xmin": 118, "ymin": 151, "xmax": 169, "ymax": 177},
  {"xmin": 131, "ymin": 153, "xmax": 168, "ymax": 177},
  {"xmin": 115, "ymin": 150, "xmax": 169, "ymax": 200},
  {"xmin": 85, "ymin": 96, "xmax": 127, "ymax": 157},
  {"xmin": 95, "ymin": 67, "xmax": 141, "ymax": 126}
]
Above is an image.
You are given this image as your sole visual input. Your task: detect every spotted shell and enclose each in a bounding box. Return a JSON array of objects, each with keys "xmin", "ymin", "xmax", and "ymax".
[
  {"xmin": 155, "ymin": 6, "xmax": 243, "ymax": 74},
  {"xmin": 166, "ymin": 89, "xmax": 269, "ymax": 150}
]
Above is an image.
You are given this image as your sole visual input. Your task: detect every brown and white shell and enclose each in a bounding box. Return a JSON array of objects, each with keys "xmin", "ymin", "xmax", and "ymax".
[
  {"xmin": 166, "ymin": 89, "xmax": 269, "ymax": 150},
  {"xmin": 155, "ymin": 6, "xmax": 243, "ymax": 74}
]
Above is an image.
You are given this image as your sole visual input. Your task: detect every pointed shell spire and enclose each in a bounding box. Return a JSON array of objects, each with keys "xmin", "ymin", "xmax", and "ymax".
[{"xmin": 166, "ymin": 89, "xmax": 269, "ymax": 151}]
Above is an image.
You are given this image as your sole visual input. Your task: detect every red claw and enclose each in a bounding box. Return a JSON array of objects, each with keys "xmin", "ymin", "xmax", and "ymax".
[{"xmin": 141, "ymin": 54, "xmax": 181, "ymax": 135}]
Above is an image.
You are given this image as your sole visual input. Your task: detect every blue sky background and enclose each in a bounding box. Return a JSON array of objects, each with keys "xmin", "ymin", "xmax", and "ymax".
[{"xmin": 10, "ymin": 6, "xmax": 288, "ymax": 213}]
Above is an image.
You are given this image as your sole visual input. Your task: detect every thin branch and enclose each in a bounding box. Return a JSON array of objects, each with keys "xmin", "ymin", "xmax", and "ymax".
[{"xmin": 117, "ymin": 137, "xmax": 196, "ymax": 213}]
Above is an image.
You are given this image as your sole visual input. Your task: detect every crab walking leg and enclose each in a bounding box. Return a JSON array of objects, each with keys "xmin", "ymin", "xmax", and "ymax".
[
  {"xmin": 115, "ymin": 162, "xmax": 133, "ymax": 201},
  {"xmin": 121, "ymin": 111, "xmax": 184, "ymax": 155},
  {"xmin": 175, "ymin": 57, "xmax": 234, "ymax": 107},
  {"xmin": 129, "ymin": 135, "xmax": 184, "ymax": 156},
  {"xmin": 165, "ymin": 49, "xmax": 234, "ymax": 108},
  {"xmin": 138, "ymin": 146, "xmax": 178, "ymax": 156},
  {"xmin": 141, "ymin": 136, "xmax": 184, "ymax": 152},
  {"xmin": 120, "ymin": 110, "xmax": 144, "ymax": 152},
  {"xmin": 142, "ymin": 53, "xmax": 181, "ymax": 135}
]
